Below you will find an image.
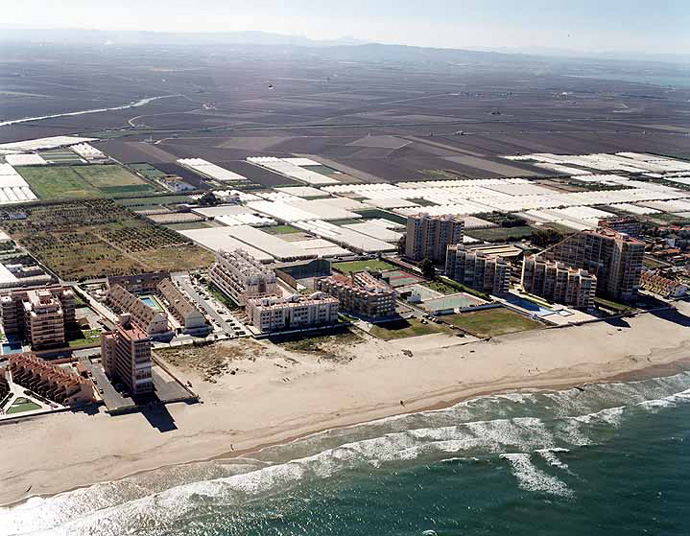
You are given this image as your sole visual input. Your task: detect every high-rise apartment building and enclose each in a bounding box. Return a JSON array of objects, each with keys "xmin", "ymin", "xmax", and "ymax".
[
  {"xmin": 405, "ymin": 214, "xmax": 464, "ymax": 263},
  {"xmin": 540, "ymin": 228, "xmax": 644, "ymax": 300},
  {"xmin": 209, "ymin": 249, "xmax": 277, "ymax": 306},
  {"xmin": 445, "ymin": 245, "xmax": 510, "ymax": 295},
  {"xmin": 0, "ymin": 286, "xmax": 75, "ymax": 349},
  {"xmin": 316, "ymin": 271, "xmax": 397, "ymax": 319},
  {"xmin": 521, "ymin": 257, "xmax": 597, "ymax": 309},
  {"xmin": 101, "ymin": 314, "xmax": 154, "ymax": 395}
]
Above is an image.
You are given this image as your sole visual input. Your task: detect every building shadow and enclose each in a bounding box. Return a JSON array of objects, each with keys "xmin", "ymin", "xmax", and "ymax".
[
  {"xmin": 603, "ymin": 317, "xmax": 631, "ymax": 328},
  {"xmin": 648, "ymin": 307, "xmax": 690, "ymax": 327},
  {"xmin": 140, "ymin": 403, "xmax": 178, "ymax": 432}
]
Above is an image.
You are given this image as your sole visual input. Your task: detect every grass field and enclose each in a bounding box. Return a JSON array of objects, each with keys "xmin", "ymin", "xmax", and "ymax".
[
  {"xmin": 334, "ymin": 259, "xmax": 396, "ymax": 273},
  {"xmin": 263, "ymin": 225, "xmax": 300, "ymax": 235},
  {"xmin": 6, "ymin": 397, "xmax": 41, "ymax": 415},
  {"xmin": 370, "ymin": 318, "xmax": 451, "ymax": 340},
  {"xmin": 116, "ymin": 195, "xmax": 193, "ymax": 207},
  {"xmin": 423, "ymin": 278, "xmax": 491, "ymax": 300},
  {"xmin": 444, "ymin": 308, "xmax": 541, "ymax": 338},
  {"xmin": 67, "ymin": 328, "xmax": 102, "ymax": 348},
  {"xmin": 17, "ymin": 164, "xmax": 157, "ymax": 200},
  {"xmin": 466, "ymin": 226, "xmax": 535, "ymax": 243},
  {"xmin": 128, "ymin": 163, "xmax": 168, "ymax": 180}
]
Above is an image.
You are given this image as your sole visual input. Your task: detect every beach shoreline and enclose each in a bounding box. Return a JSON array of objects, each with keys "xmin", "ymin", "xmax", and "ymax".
[{"xmin": 2, "ymin": 311, "xmax": 690, "ymax": 508}]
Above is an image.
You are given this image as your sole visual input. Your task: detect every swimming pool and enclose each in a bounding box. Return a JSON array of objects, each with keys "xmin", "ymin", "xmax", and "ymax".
[{"xmin": 140, "ymin": 296, "xmax": 159, "ymax": 308}]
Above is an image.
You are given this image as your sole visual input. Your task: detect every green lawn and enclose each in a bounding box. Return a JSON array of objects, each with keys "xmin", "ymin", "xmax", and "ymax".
[
  {"xmin": 334, "ymin": 259, "xmax": 396, "ymax": 273},
  {"xmin": 444, "ymin": 308, "xmax": 541, "ymax": 338},
  {"xmin": 6, "ymin": 397, "xmax": 41, "ymax": 414},
  {"xmin": 424, "ymin": 277, "xmax": 491, "ymax": 300},
  {"xmin": 264, "ymin": 225, "xmax": 301, "ymax": 235},
  {"xmin": 593, "ymin": 297, "xmax": 636, "ymax": 314},
  {"xmin": 18, "ymin": 164, "xmax": 156, "ymax": 200},
  {"xmin": 67, "ymin": 328, "xmax": 102, "ymax": 348},
  {"xmin": 466, "ymin": 226, "xmax": 535, "ymax": 243},
  {"xmin": 370, "ymin": 318, "xmax": 451, "ymax": 340}
]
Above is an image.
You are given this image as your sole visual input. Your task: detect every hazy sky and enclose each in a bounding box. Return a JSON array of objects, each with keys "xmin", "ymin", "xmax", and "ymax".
[{"xmin": 1, "ymin": 0, "xmax": 688, "ymax": 53}]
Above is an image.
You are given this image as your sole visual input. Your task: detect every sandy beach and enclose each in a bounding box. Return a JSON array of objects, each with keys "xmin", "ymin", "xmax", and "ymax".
[{"xmin": 1, "ymin": 310, "xmax": 689, "ymax": 506}]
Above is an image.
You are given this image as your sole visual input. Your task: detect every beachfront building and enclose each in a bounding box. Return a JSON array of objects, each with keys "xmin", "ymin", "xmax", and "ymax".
[
  {"xmin": 640, "ymin": 271, "xmax": 688, "ymax": 298},
  {"xmin": 521, "ymin": 257, "xmax": 597, "ymax": 309},
  {"xmin": 209, "ymin": 249, "xmax": 277, "ymax": 306},
  {"xmin": 540, "ymin": 228, "xmax": 644, "ymax": 300},
  {"xmin": 0, "ymin": 286, "xmax": 75, "ymax": 349},
  {"xmin": 246, "ymin": 292, "xmax": 339, "ymax": 334},
  {"xmin": 8, "ymin": 352, "xmax": 94, "ymax": 405},
  {"xmin": 101, "ymin": 314, "xmax": 154, "ymax": 395},
  {"xmin": 316, "ymin": 271, "xmax": 396, "ymax": 319},
  {"xmin": 107, "ymin": 284, "xmax": 171, "ymax": 339},
  {"xmin": 405, "ymin": 213, "xmax": 464, "ymax": 263},
  {"xmin": 156, "ymin": 278, "xmax": 209, "ymax": 334},
  {"xmin": 445, "ymin": 245, "xmax": 510, "ymax": 295}
]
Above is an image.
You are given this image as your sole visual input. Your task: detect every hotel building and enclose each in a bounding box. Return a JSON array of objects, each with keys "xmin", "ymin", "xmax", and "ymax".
[
  {"xmin": 405, "ymin": 214, "xmax": 464, "ymax": 263},
  {"xmin": 101, "ymin": 314, "xmax": 154, "ymax": 395}
]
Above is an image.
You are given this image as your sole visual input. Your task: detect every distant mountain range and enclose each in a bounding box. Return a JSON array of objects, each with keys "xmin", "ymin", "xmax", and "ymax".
[
  {"xmin": 0, "ymin": 27, "xmax": 688, "ymax": 66},
  {"xmin": 0, "ymin": 28, "xmax": 369, "ymax": 48}
]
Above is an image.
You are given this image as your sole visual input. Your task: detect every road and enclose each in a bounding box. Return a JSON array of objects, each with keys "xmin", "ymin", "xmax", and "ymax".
[{"xmin": 170, "ymin": 273, "xmax": 244, "ymax": 337}]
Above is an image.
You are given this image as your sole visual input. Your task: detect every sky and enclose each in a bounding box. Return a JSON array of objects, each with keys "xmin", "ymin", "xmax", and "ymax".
[{"xmin": 1, "ymin": 0, "xmax": 689, "ymax": 54}]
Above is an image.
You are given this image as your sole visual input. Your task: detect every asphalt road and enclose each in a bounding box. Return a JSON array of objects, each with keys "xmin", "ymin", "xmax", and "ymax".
[{"xmin": 171, "ymin": 273, "xmax": 243, "ymax": 337}]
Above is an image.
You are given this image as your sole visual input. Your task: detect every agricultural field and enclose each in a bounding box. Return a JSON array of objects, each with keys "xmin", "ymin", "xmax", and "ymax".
[
  {"xmin": 444, "ymin": 308, "xmax": 542, "ymax": 338},
  {"xmin": 16, "ymin": 164, "xmax": 158, "ymax": 201},
  {"xmin": 127, "ymin": 163, "xmax": 168, "ymax": 180},
  {"xmin": 1, "ymin": 199, "xmax": 214, "ymax": 281}
]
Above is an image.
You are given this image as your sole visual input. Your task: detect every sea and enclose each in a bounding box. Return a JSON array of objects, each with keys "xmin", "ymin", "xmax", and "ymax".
[{"xmin": 2, "ymin": 372, "xmax": 690, "ymax": 536}]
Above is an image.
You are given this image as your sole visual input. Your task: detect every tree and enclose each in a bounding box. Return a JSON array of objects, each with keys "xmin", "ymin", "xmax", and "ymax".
[
  {"xmin": 397, "ymin": 234, "xmax": 406, "ymax": 256},
  {"xmin": 199, "ymin": 192, "xmax": 219, "ymax": 206},
  {"xmin": 419, "ymin": 258, "xmax": 436, "ymax": 279},
  {"xmin": 531, "ymin": 228, "xmax": 564, "ymax": 249}
]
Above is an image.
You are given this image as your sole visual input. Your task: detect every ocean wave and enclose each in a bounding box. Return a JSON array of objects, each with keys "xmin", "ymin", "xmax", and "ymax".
[
  {"xmin": 500, "ymin": 453, "xmax": 573, "ymax": 497},
  {"xmin": 5, "ymin": 373, "xmax": 690, "ymax": 534}
]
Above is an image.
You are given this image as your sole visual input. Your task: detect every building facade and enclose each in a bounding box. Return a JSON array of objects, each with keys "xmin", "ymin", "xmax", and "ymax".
[
  {"xmin": 0, "ymin": 286, "xmax": 75, "ymax": 349},
  {"xmin": 8, "ymin": 352, "xmax": 94, "ymax": 405},
  {"xmin": 540, "ymin": 228, "xmax": 644, "ymax": 300},
  {"xmin": 521, "ymin": 257, "xmax": 597, "ymax": 309},
  {"xmin": 246, "ymin": 293, "xmax": 339, "ymax": 334},
  {"xmin": 640, "ymin": 271, "xmax": 688, "ymax": 298},
  {"xmin": 405, "ymin": 214, "xmax": 464, "ymax": 263},
  {"xmin": 108, "ymin": 272, "xmax": 171, "ymax": 295},
  {"xmin": 445, "ymin": 245, "xmax": 510, "ymax": 295},
  {"xmin": 107, "ymin": 284, "xmax": 170, "ymax": 339},
  {"xmin": 598, "ymin": 217, "xmax": 643, "ymax": 238},
  {"xmin": 157, "ymin": 278, "xmax": 208, "ymax": 334},
  {"xmin": 316, "ymin": 271, "xmax": 396, "ymax": 319},
  {"xmin": 209, "ymin": 249, "xmax": 277, "ymax": 306},
  {"xmin": 101, "ymin": 314, "xmax": 154, "ymax": 395}
]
